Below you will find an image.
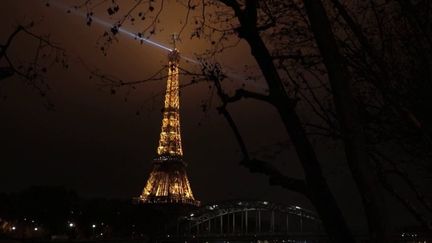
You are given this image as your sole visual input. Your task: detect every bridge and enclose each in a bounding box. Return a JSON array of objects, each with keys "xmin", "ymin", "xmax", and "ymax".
[{"xmin": 158, "ymin": 200, "xmax": 327, "ymax": 243}]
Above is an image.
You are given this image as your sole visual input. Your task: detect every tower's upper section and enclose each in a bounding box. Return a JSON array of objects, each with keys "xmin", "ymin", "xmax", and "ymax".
[
  {"xmin": 156, "ymin": 48, "xmax": 183, "ymax": 157},
  {"xmin": 168, "ymin": 48, "xmax": 180, "ymax": 63}
]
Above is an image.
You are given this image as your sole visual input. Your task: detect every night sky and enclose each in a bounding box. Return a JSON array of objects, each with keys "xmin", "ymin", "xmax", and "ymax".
[{"xmin": 0, "ymin": 0, "xmax": 419, "ymax": 231}]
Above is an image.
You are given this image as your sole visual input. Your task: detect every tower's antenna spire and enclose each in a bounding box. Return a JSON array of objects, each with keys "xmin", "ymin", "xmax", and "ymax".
[
  {"xmin": 170, "ymin": 33, "xmax": 180, "ymax": 50},
  {"xmin": 168, "ymin": 33, "xmax": 180, "ymax": 63}
]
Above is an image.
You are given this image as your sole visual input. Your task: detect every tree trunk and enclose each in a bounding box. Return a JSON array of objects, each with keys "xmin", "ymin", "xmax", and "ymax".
[
  {"xmin": 230, "ymin": 7, "xmax": 355, "ymax": 243},
  {"xmin": 303, "ymin": 0, "xmax": 389, "ymax": 241}
]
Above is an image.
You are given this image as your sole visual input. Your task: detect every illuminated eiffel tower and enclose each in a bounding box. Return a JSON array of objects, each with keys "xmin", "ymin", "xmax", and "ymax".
[{"xmin": 137, "ymin": 35, "xmax": 199, "ymax": 206}]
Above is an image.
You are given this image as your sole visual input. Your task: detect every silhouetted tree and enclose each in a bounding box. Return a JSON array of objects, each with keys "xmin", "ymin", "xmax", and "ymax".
[{"xmin": 0, "ymin": 22, "xmax": 67, "ymax": 108}]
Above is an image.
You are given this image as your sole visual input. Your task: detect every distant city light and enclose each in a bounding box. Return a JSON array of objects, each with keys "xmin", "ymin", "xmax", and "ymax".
[
  {"xmin": 11, "ymin": 226, "xmax": 16, "ymax": 231},
  {"xmin": 190, "ymin": 213, "xmax": 194, "ymax": 217},
  {"xmin": 295, "ymin": 206, "xmax": 301, "ymax": 210},
  {"xmin": 92, "ymin": 224, "xmax": 96, "ymax": 228},
  {"xmin": 34, "ymin": 227, "xmax": 38, "ymax": 231},
  {"xmin": 208, "ymin": 204, "xmax": 218, "ymax": 210},
  {"xmin": 69, "ymin": 223, "xmax": 75, "ymax": 227}
]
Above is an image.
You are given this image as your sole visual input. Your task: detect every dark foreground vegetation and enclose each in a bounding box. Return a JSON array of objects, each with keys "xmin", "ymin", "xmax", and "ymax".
[{"xmin": 0, "ymin": 186, "xmax": 186, "ymax": 242}]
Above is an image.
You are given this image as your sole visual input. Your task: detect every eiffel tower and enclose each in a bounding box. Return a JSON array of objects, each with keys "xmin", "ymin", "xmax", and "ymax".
[{"xmin": 137, "ymin": 35, "xmax": 199, "ymax": 206}]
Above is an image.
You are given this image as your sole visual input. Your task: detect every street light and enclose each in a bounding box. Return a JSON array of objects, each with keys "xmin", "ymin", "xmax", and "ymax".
[{"xmin": 91, "ymin": 224, "xmax": 97, "ymax": 238}]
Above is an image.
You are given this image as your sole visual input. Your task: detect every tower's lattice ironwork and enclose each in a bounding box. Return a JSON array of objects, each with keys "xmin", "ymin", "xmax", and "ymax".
[{"xmin": 138, "ymin": 43, "xmax": 199, "ymax": 206}]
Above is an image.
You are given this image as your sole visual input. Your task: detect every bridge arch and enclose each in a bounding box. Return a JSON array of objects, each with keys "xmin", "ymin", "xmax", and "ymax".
[{"xmin": 170, "ymin": 200, "xmax": 326, "ymax": 242}]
